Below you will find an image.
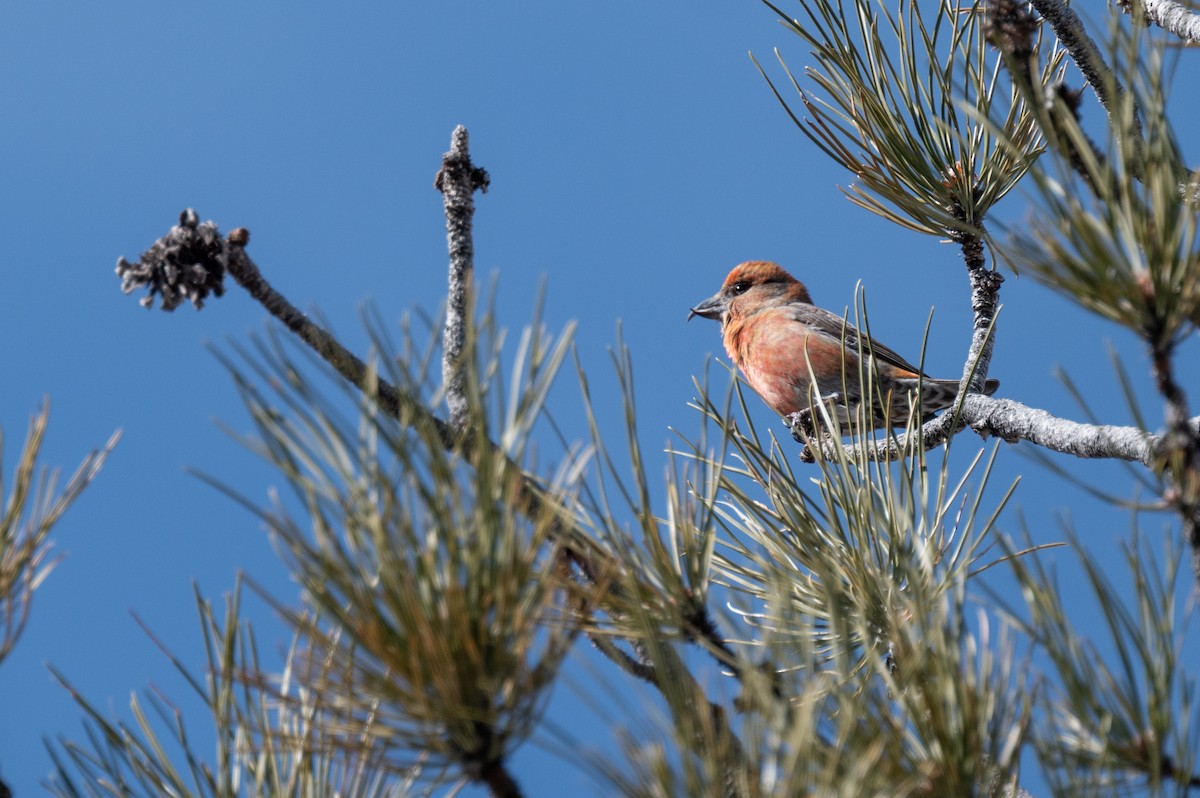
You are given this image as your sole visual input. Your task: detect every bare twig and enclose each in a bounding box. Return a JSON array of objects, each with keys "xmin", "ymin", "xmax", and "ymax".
[
  {"xmin": 435, "ymin": 126, "xmax": 490, "ymax": 433},
  {"xmin": 223, "ymin": 232, "xmax": 454, "ymax": 446}
]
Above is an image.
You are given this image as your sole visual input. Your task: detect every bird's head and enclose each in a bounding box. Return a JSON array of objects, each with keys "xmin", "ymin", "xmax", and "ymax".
[{"xmin": 688, "ymin": 261, "xmax": 812, "ymax": 323}]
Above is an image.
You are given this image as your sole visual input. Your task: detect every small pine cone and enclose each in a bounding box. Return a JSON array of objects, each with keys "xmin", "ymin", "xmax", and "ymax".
[{"xmin": 116, "ymin": 208, "xmax": 227, "ymax": 311}]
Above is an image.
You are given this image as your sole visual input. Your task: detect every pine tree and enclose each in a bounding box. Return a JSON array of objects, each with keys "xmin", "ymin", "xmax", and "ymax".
[{"xmin": 34, "ymin": 1, "xmax": 1200, "ymax": 794}]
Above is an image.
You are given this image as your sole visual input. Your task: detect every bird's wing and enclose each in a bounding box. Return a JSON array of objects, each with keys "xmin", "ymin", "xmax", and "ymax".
[{"xmin": 785, "ymin": 302, "xmax": 926, "ymax": 378}]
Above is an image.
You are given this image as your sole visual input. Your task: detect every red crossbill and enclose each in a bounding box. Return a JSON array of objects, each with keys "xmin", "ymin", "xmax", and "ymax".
[{"xmin": 689, "ymin": 261, "xmax": 998, "ymax": 427}]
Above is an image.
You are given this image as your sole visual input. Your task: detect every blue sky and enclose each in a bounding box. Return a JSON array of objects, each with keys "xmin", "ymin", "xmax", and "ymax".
[{"xmin": 1, "ymin": 2, "xmax": 1197, "ymax": 795}]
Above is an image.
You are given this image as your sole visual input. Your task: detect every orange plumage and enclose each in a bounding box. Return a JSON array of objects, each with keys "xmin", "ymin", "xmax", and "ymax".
[{"xmin": 689, "ymin": 261, "xmax": 998, "ymax": 427}]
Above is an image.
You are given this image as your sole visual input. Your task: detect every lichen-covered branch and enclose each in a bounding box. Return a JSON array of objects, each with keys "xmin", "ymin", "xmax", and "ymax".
[
  {"xmin": 913, "ymin": 232, "xmax": 1002, "ymax": 444},
  {"xmin": 1123, "ymin": 0, "xmax": 1200, "ymax": 43},
  {"xmin": 957, "ymin": 235, "xmax": 1001, "ymax": 395},
  {"xmin": 435, "ymin": 126, "xmax": 490, "ymax": 434},
  {"xmin": 802, "ymin": 392, "xmax": 1199, "ymax": 465}
]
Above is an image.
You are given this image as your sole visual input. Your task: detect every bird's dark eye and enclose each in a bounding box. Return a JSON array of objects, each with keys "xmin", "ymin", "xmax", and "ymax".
[{"xmin": 730, "ymin": 281, "xmax": 750, "ymax": 295}]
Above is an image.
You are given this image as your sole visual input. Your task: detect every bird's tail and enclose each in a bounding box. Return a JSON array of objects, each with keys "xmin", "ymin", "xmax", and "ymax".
[
  {"xmin": 841, "ymin": 376, "xmax": 1000, "ymax": 427},
  {"xmin": 906, "ymin": 376, "xmax": 999, "ymax": 417}
]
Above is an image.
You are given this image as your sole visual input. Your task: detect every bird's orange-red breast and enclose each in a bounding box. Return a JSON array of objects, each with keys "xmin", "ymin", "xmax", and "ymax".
[{"xmin": 689, "ymin": 261, "xmax": 998, "ymax": 426}]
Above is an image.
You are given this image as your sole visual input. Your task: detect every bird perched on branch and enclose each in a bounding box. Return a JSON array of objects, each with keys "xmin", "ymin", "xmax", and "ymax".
[{"xmin": 689, "ymin": 261, "xmax": 998, "ymax": 428}]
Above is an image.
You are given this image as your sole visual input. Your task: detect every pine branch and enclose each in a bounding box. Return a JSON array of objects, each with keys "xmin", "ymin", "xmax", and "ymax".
[
  {"xmin": 0, "ymin": 402, "xmax": 118, "ymax": 665},
  {"xmin": 114, "ymin": 189, "xmax": 756, "ymax": 786}
]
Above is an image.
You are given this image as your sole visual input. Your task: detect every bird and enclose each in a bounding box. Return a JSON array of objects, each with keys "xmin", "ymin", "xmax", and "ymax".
[{"xmin": 689, "ymin": 261, "xmax": 999, "ymax": 428}]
